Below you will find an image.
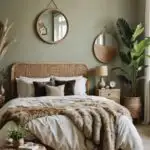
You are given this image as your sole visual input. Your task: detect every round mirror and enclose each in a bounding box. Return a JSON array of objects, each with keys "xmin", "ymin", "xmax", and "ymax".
[
  {"xmin": 36, "ymin": 9, "xmax": 69, "ymax": 44},
  {"xmin": 93, "ymin": 32, "xmax": 118, "ymax": 63}
]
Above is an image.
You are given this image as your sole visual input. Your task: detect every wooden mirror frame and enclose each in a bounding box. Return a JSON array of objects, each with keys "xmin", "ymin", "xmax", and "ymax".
[{"xmin": 36, "ymin": 8, "xmax": 69, "ymax": 44}]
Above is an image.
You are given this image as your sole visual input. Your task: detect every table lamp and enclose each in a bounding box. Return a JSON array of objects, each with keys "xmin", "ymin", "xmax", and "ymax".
[{"xmin": 96, "ymin": 66, "xmax": 108, "ymax": 89}]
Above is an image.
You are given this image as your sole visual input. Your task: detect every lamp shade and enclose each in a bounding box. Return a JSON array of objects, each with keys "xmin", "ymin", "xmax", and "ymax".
[{"xmin": 96, "ymin": 66, "xmax": 108, "ymax": 76}]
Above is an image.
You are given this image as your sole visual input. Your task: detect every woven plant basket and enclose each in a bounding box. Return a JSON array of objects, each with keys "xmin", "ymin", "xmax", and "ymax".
[{"xmin": 124, "ymin": 97, "xmax": 141, "ymax": 119}]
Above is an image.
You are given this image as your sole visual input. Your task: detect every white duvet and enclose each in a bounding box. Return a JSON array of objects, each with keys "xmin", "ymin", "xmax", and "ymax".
[{"xmin": 0, "ymin": 96, "xmax": 143, "ymax": 150}]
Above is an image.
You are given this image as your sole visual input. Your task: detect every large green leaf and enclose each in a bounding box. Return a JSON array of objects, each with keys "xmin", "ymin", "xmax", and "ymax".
[
  {"xmin": 131, "ymin": 38, "xmax": 150, "ymax": 58},
  {"xmin": 119, "ymin": 51, "xmax": 131, "ymax": 64},
  {"xmin": 136, "ymin": 55, "xmax": 145, "ymax": 66},
  {"xmin": 116, "ymin": 18, "xmax": 134, "ymax": 48},
  {"xmin": 133, "ymin": 40, "xmax": 138, "ymax": 52},
  {"xmin": 132, "ymin": 23, "xmax": 144, "ymax": 42}
]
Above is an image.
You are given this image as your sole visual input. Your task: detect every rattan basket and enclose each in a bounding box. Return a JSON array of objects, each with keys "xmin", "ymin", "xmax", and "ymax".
[{"xmin": 124, "ymin": 97, "xmax": 141, "ymax": 119}]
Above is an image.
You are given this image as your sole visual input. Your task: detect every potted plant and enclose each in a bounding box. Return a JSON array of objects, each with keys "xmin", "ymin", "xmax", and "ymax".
[
  {"xmin": 8, "ymin": 126, "xmax": 26, "ymax": 147},
  {"xmin": 112, "ymin": 18, "xmax": 150, "ymax": 119}
]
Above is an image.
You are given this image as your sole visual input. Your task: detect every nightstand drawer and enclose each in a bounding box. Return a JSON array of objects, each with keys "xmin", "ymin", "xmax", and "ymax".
[{"xmin": 96, "ymin": 89, "xmax": 120, "ymax": 103}]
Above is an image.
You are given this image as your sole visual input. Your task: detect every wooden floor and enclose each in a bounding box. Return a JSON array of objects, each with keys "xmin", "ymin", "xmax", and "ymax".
[{"xmin": 136, "ymin": 125, "xmax": 150, "ymax": 150}]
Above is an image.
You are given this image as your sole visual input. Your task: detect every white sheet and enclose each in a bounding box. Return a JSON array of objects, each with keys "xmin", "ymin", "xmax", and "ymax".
[{"xmin": 0, "ymin": 96, "xmax": 143, "ymax": 150}]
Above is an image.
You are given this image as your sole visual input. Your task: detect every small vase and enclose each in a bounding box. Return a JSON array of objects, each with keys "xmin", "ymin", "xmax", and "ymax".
[
  {"xmin": 98, "ymin": 77, "xmax": 106, "ymax": 89},
  {"xmin": 13, "ymin": 138, "xmax": 24, "ymax": 147}
]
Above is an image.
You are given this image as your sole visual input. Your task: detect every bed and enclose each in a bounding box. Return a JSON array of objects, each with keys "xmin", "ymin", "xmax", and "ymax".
[{"xmin": 0, "ymin": 63, "xmax": 143, "ymax": 150}]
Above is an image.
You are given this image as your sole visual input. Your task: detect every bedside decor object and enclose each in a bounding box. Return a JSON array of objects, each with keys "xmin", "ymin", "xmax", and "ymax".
[
  {"xmin": 36, "ymin": 0, "xmax": 69, "ymax": 44},
  {"xmin": 106, "ymin": 85, "xmax": 110, "ymax": 89},
  {"xmin": 109, "ymin": 81, "xmax": 116, "ymax": 88},
  {"xmin": 96, "ymin": 66, "xmax": 108, "ymax": 89},
  {"xmin": 93, "ymin": 27, "xmax": 118, "ymax": 63},
  {"xmin": 112, "ymin": 18, "xmax": 150, "ymax": 120},
  {"xmin": 8, "ymin": 126, "xmax": 26, "ymax": 148},
  {"xmin": 96, "ymin": 89, "xmax": 120, "ymax": 103}
]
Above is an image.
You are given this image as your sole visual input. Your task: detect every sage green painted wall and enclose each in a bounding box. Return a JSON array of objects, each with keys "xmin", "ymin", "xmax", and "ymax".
[
  {"xmin": 0, "ymin": 0, "xmax": 138, "ymax": 97},
  {"xmin": 0, "ymin": 0, "xmax": 137, "ymax": 69},
  {"xmin": 137, "ymin": 0, "xmax": 145, "ymax": 23}
]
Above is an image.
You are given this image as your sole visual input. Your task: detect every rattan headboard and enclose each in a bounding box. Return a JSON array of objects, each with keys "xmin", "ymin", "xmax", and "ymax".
[{"xmin": 11, "ymin": 63, "xmax": 89, "ymax": 97}]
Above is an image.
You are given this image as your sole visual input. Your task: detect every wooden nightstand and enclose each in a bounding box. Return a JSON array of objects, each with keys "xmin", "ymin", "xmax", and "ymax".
[{"xmin": 96, "ymin": 89, "xmax": 120, "ymax": 103}]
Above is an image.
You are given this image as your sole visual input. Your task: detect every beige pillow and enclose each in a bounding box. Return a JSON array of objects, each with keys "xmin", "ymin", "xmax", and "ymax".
[
  {"xmin": 16, "ymin": 77, "xmax": 51, "ymax": 97},
  {"xmin": 46, "ymin": 85, "xmax": 65, "ymax": 96},
  {"xmin": 16, "ymin": 79, "xmax": 34, "ymax": 97}
]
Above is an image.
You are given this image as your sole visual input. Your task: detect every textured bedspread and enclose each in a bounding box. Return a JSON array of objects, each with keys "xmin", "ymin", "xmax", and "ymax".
[{"xmin": 0, "ymin": 96, "xmax": 131, "ymax": 150}]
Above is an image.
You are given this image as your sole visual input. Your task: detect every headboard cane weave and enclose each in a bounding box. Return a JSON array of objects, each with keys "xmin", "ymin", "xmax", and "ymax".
[{"xmin": 11, "ymin": 63, "xmax": 89, "ymax": 97}]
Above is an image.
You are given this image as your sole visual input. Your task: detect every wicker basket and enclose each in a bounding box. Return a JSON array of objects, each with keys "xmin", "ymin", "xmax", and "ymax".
[{"xmin": 124, "ymin": 97, "xmax": 141, "ymax": 119}]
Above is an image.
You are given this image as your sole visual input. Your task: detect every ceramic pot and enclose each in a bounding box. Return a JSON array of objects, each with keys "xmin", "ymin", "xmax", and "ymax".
[
  {"xmin": 13, "ymin": 138, "xmax": 24, "ymax": 147},
  {"xmin": 98, "ymin": 77, "xmax": 106, "ymax": 89},
  {"xmin": 124, "ymin": 97, "xmax": 141, "ymax": 119}
]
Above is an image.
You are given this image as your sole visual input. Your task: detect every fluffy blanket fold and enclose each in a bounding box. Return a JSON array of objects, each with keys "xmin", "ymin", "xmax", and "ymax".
[{"xmin": 0, "ymin": 99, "xmax": 131, "ymax": 150}]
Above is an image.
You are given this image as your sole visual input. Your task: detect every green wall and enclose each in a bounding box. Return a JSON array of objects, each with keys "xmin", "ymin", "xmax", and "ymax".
[
  {"xmin": 0, "ymin": 0, "xmax": 138, "ymax": 97},
  {"xmin": 0, "ymin": 0, "xmax": 137, "ymax": 69},
  {"xmin": 137, "ymin": 0, "xmax": 145, "ymax": 23}
]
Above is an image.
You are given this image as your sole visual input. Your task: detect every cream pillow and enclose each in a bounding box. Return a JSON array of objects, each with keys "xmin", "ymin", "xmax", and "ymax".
[
  {"xmin": 16, "ymin": 78, "xmax": 34, "ymax": 97},
  {"xmin": 46, "ymin": 85, "xmax": 65, "ymax": 96},
  {"xmin": 16, "ymin": 77, "xmax": 51, "ymax": 97}
]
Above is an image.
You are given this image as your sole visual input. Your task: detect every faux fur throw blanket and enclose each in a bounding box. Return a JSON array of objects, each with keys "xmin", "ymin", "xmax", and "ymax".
[{"xmin": 0, "ymin": 99, "xmax": 131, "ymax": 150}]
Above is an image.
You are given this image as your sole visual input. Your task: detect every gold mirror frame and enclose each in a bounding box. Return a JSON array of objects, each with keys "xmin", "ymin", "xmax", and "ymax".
[{"xmin": 36, "ymin": 8, "xmax": 69, "ymax": 44}]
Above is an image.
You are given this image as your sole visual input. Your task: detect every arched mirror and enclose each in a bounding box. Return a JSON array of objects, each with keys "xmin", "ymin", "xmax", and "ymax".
[
  {"xmin": 93, "ymin": 32, "xmax": 118, "ymax": 63},
  {"xmin": 36, "ymin": 9, "xmax": 69, "ymax": 44}
]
